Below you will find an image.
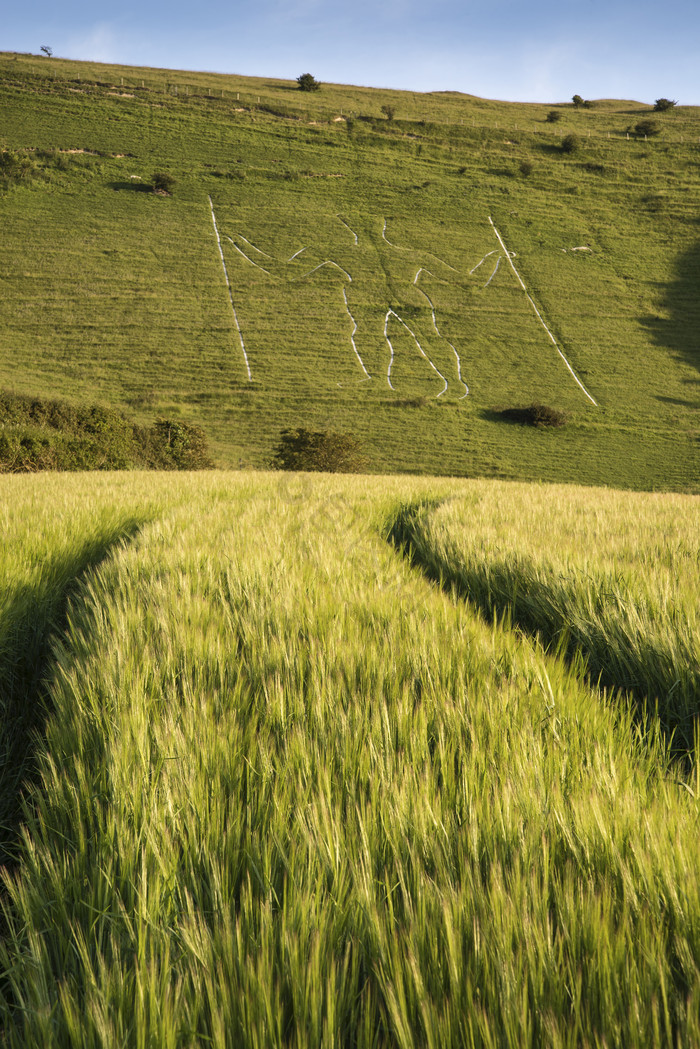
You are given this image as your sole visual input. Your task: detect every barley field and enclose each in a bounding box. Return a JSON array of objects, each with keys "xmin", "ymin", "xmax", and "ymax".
[{"xmin": 1, "ymin": 471, "xmax": 698, "ymax": 1047}]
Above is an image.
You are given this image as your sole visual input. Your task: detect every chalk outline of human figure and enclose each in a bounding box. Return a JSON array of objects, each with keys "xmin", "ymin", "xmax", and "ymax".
[{"xmin": 217, "ymin": 206, "xmax": 472, "ymax": 397}]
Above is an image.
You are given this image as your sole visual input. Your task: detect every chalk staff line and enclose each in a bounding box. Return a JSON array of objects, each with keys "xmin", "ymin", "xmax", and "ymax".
[
  {"xmin": 488, "ymin": 217, "xmax": 597, "ymax": 406},
  {"xmin": 208, "ymin": 196, "xmax": 252, "ymax": 382}
]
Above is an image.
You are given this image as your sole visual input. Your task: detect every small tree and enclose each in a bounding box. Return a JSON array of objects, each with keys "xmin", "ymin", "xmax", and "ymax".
[
  {"xmin": 634, "ymin": 119, "xmax": 660, "ymax": 137},
  {"xmin": 40, "ymin": 45, "xmax": 53, "ymax": 57},
  {"xmin": 546, "ymin": 110, "xmax": 561, "ymax": 123},
  {"xmin": 0, "ymin": 149, "xmax": 37, "ymax": 182},
  {"xmin": 152, "ymin": 171, "xmax": 176, "ymax": 194},
  {"xmin": 380, "ymin": 104, "xmax": 396, "ymax": 122},
  {"xmin": 519, "ymin": 159, "xmax": 533, "ymax": 176},
  {"xmin": 271, "ymin": 428, "xmax": 367, "ymax": 472},
  {"xmin": 561, "ymin": 133, "xmax": 581, "ymax": 153},
  {"xmin": 296, "ymin": 73, "xmax": 321, "ymax": 92},
  {"xmin": 572, "ymin": 94, "xmax": 583, "ymax": 107},
  {"xmin": 653, "ymin": 98, "xmax": 677, "ymax": 112}
]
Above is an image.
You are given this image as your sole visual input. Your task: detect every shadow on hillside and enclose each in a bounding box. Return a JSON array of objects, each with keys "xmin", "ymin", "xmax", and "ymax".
[
  {"xmin": 0, "ymin": 520, "xmax": 143, "ymax": 872},
  {"xmin": 644, "ymin": 228, "xmax": 700, "ymax": 407},
  {"xmin": 109, "ymin": 180, "xmax": 152, "ymax": 192},
  {"xmin": 481, "ymin": 408, "xmax": 531, "ymax": 426},
  {"xmin": 387, "ymin": 502, "xmax": 698, "ymax": 768}
]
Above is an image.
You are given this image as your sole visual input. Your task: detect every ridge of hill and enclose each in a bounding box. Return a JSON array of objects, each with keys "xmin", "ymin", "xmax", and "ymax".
[{"xmin": 1, "ymin": 51, "xmax": 699, "ymax": 488}]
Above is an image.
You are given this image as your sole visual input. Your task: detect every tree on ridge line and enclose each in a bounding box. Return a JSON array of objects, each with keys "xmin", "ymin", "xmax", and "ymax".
[{"xmin": 297, "ymin": 73, "xmax": 321, "ymax": 92}]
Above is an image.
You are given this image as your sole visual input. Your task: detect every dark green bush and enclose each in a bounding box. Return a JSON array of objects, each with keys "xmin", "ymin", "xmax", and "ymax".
[
  {"xmin": 653, "ymin": 98, "xmax": 677, "ymax": 112},
  {"xmin": 296, "ymin": 73, "xmax": 321, "ymax": 92},
  {"xmin": 0, "ymin": 391, "xmax": 214, "ymax": 472},
  {"xmin": 152, "ymin": 170, "xmax": 176, "ymax": 194},
  {"xmin": 519, "ymin": 159, "xmax": 533, "ymax": 176},
  {"xmin": 271, "ymin": 428, "xmax": 368, "ymax": 472},
  {"xmin": 546, "ymin": 110, "xmax": 561, "ymax": 123},
  {"xmin": 561, "ymin": 134, "xmax": 581, "ymax": 154},
  {"xmin": 634, "ymin": 119, "xmax": 660, "ymax": 138},
  {"xmin": 0, "ymin": 149, "xmax": 38, "ymax": 190},
  {"xmin": 497, "ymin": 404, "xmax": 567, "ymax": 428},
  {"xmin": 146, "ymin": 420, "xmax": 213, "ymax": 470}
]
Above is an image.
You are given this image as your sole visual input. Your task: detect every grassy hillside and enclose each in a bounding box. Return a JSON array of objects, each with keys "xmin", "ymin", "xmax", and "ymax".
[
  {"xmin": 1, "ymin": 52, "xmax": 699, "ymax": 487},
  {"xmin": 0, "ymin": 470, "xmax": 699, "ymax": 1045}
]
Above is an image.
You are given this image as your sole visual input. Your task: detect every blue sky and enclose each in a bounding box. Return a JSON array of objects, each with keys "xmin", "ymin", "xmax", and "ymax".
[{"xmin": 6, "ymin": 0, "xmax": 699, "ymax": 104}]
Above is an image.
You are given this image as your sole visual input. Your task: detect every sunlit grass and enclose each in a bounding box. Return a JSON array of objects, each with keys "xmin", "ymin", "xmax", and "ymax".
[
  {"xmin": 389, "ymin": 485, "xmax": 700, "ymax": 757},
  {"xmin": 0, "ymin": 52, "xmax": 699, "ymax": 486},
  {"xmin": 0, "ymin": 471, "xmax": 698, "ymax": 1045}
]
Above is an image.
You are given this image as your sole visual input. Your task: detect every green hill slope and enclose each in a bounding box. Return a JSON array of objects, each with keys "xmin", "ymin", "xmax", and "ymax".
[{"xmin": 1, "ymin": 52, "xmax": 699, "ymax": 487}]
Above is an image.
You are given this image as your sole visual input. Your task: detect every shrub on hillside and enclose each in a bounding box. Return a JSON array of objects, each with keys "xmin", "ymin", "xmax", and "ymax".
[
  {"xmin": 546, "ymin": 110, "xmax": 561, "ymax": 123},
  {"xmin": 0, "ymin": 149, "xmax": 38, "ymax": 189},
  {"xmin": 496, "ymin": 404, "xmax": 567, "ymax": 428},
  {"xmin": 0, "ymin": 391, "xmax": 214, "ymax": 472},
  {"xmin": 152, "ymin": 171, "xmax": 176, "ymax": 194},
  {"xmin": 582, "ymin": 161, "xmax": 606, "ymax": 174},
  {"xmin": 271, "ymin": 428, "xmax": 368, "ymax": 473},
  {"xmin": 561, "ymin": 134, "xmax": 581, "ymax": 154},
  {"xmin": 634, "ymin": 119, "xmax": 660, "ymax": 138},
  {"xmin": 654, "ymin": 98, "xmax": 677, "ymax": 112},
  {"xmin": 146, "ymin": 420, "xmax": 213, "ymax": 470},
  {"xmin": 296, "ymin": 73, "xmax": 321, "ymax": 92},
  {"xmin": 519, "ymin": 159, "xmax": 533, "ymax": 176}
]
